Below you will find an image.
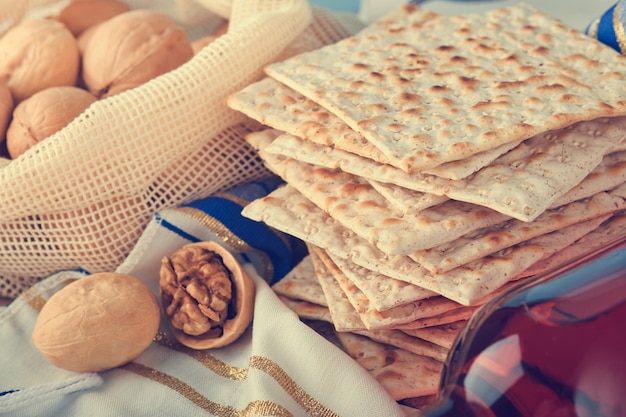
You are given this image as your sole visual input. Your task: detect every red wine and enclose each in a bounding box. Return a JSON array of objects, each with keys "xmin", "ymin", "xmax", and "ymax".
[{"xmin": 420, "ymin": 239, "xmax": 626, "ymax": 417}]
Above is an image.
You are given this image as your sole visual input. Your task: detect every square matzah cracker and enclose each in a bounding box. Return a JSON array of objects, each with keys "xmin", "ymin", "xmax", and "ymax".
[
  {"xmin": 228, "ymin": 77, "xmax": 391, "ymax": 165},
  {"xmin": 309, "ymin": 245, "xmax": 463, "ymax": 329},
  {"xmin": 410, "ymin": 194, "xmax": 620, "ymax": 274},
  {"xmin": 265, "ymin": 3, "xmax": 626, "ymax": 174},
  {"xmin": 398, "ymin": 307, "xmax": 478, "ymax": 330},
  {"xmin": 258, "ymin": 141, "xmax": 625, "ymax": 256},
  {"xmin": 402, "ymin": 321, "xmax": 467, "ymax": 350},
  {"xmin": 335, "ymin": 332, "xmax": 443, "ymax": 400},
  {"xmin": 228, "ymin": 77, "xmax": 520, "ymax": 180},
  {"xmin": 517, "ymin": 212, "xmax": 626, "ymax": 278},
  {"xmin": 271, "ymin": 255, "xmax": 328, "ymax": 306},
  {"xmin": 367, "ymin": 179, "xmax": 448, "ymax": 213},
  {"xmin": 353, "ymin": 328, "xmax": 448, "ymax": 363},
  {"xmin": 262, "ymin": 118, "xmax": 626, "ymax": 222},
  {"xmin": 323, "ymin": 251, "xmax": 437, "ymax": 312},
  {"xmin": 259, "ymin": 148, "xmax": 509, "ymax": 255},
  {"xmin": 242, "ymin": 185, "xmax": 545, "ymax": 305}
]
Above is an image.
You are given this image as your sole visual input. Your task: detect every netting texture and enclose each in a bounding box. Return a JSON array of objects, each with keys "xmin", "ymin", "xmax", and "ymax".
[{"xmin": 0, "ymin": 0, "xmax": 361, "ymax": 298}]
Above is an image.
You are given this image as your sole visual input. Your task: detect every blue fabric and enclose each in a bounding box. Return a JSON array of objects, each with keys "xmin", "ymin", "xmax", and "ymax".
[
  {"xmin": 212, "ymin": 176, "xmax": 284, "ymax": 202},
  {"xmin": 171, "ymin": 177, "xmax": 305, "ymax": 283},
  {"xmin": 156, "ymin": 212, "xmax": 200, "ymax": 243},
  {"xmin": 587, "ymin": 1, "xmax": 626, "ymax": 53},
  {"xmin": 598, "ymin": 4, "xmax": 620, "ymax": 51}
]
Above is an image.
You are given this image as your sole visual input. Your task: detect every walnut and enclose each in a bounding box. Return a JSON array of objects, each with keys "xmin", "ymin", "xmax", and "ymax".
[
  {"xmin": 160, "ymin": 241, "xmax": 255, "ymax": 349},
  {"xmin": 81, "ymin": 9, "xmax": 194, "ymax": 99},
  {"xmin": 6, "ymin": 86, "xmax": 97, "ymax": 159},
  {"xmin": 32, "ymin": 272, "xmax": 161, "ymax": 373},
  {"xmin": 55, "ymin": 0, "xmax": 131, "ymax": 36},
  {"xmin": 0, "ymin": 19, "xmax": 79, "ymax": 102}
]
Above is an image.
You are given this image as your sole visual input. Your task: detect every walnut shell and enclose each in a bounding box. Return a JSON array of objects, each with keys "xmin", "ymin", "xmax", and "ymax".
[
  {"xmin": 32, "ymin": 272, "xmax": 161, "ymax": 373},
  {"xmin": 0, "ymin": 19, "xmax": 79, "ymax": 102},
  {"xmin": 6, "ymin": 86, "xmax": 97, "ymax": 159},
  {"xmin": 160, "ymin": 241, "xmax": 255, "ymax": 350},
  {"xmin": 77, "ymin": 22, "xmax": 101, "ymax": 55},
  {"xmin": 55, "ymin": 0, "xmax": 131, "ymax": 36},
  {"xmin": 82, "ymin": 9, "xmax": 194, "ymax": 99}
]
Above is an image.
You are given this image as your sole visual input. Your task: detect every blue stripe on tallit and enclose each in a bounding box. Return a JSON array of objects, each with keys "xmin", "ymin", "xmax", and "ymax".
[{"xmin": 183, "ymin": 194, "xmax": 295, "ymax": 281}]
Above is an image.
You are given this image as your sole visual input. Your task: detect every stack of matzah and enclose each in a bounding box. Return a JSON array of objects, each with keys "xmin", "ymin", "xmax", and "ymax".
[{"xmin": 226, "ymin": 3, "xmax": 626, "ymax": 407}]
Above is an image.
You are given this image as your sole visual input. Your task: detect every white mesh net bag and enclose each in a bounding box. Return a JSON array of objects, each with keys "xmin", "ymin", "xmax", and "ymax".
[{"xmin": 0, "ymin": 0, "xmax": 362, "ymax": 298}]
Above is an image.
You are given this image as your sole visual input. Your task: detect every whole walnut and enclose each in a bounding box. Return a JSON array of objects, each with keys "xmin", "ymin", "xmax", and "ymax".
[
  {"xmin": 0, "ymin": 19, "xmax": 80, "ymax": 102},
  {"xmin": 55, "ymin": 0, "xmax": 131, "ymax": 36},
  {"xmin": 6, "ymin": 86, "xmax": 97, "ymax": 159},
  {"xmin": 160, "ymin": 242, "xmax": 255, "ymax": 350},
  {"xmin": 82, "ymin": 9, "xmax": 194, "ymax": 99},
  {"xmin": 32, "ymin": 272, "xmax": 161, "ymax": 373}
]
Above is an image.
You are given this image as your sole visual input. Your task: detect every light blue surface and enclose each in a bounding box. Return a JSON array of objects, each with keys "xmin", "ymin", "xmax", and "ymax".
[
  {"xmin": 309, "ymin": 0, "xmax": 360, "ymax": 12},
  {"xmin": 308, "ymin": 0, "xmax": 618, "ymax": 30}
]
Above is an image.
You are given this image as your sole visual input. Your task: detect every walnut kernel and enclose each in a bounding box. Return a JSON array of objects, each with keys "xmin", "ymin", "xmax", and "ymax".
[{"xmin": 160, "ymin": 241, "xmax": 255, "ymax": 349}]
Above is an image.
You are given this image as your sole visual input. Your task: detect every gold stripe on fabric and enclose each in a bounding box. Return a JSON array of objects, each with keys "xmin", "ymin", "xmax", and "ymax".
[
  {"xmin": 214, "ymin": 193, "xmax": 251, "ymax": 208},
  {"xmin": 155, "ymin": 333, "xmax": 339, "ymax": 417},
  {"xmin": 175, "ymin": 206, "xmax": 276, "ymax": 281},
  {"xmin": 154, "ymin": 331, "xmax": 249, "ymax": 380},
  {"xmin": 249, "ymin": 356, "xmax": 341, "ymax": 417},
  {"xmin": 25, "ymin": 293, "xmax": 47, "ymax": 312},
  {"xmin": 614, "ymin": 3, "xmax": 626, "ymax": 52},
  {"xmin": 122, "ymin": 362, "xmax": 293, "ymax": 417}
]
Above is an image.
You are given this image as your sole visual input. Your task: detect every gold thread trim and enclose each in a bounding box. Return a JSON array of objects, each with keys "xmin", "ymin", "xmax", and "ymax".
[
  {"xmin": 175, "ymin": 206, "xmax": 277, "ymax": 281},
  {"xmin": 155, "ymin": 333, "xmax": 340, "ymax": 417},
  {"xmin": 214, "ymin": 193, "xmax": 251, "ymax": 208},
  {"xmin": 182, "ymin": 196, "xmax": 294, "ymax": 256},
  {"xmin": 121, "ymin": 362, "xmax": 293, "ymax": 417},
  {"xmin": 176, "ymin": 206, "xmax": 254, "ymax": 252},
  {"xmin": 249, "ymin": 356, "xmax": 341, "ymax": 417},
  {"xmin": 614, "ymin": 3, "xmax": 626, "ymax": 52},
  {"xmin": 25, "ymin": 292, "xmax": 47, "ymax": 312},
  {"xmin": 154, "ymin": 332, "xmax": 249, "ymax": 380}
]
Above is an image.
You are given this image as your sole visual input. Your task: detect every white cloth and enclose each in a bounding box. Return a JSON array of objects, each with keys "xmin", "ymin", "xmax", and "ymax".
[{"xmin": 0, "ymin": 206, "xmax": 411, "ymax": 417}]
